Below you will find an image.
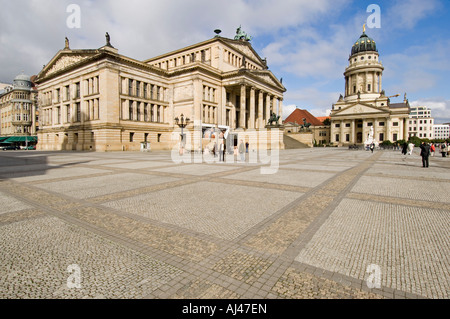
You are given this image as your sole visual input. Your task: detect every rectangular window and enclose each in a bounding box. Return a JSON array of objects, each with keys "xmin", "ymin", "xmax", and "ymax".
[
  {"xmin": 346, "ymin": 134, "xmax": 350, "ymax": 142},
  {"xmin": 393, "ymin": 122, "xmax": 399, "ymax": 127},
  {"xmin": 129, "ymin": 101, "xmax": 133, "ymax": 120},
  {"xmin": 393, "ymin": 133, "xmax": 398, "ymax": 141},
  {"xmin": 157, "ymin": 133, "xmax": 162, "ymax": 143},
  {"xmin": 136, "ymin": 81, "xmax": 141, "ymax": 97},
  {"xmin": 379, "ymin": 133, "xmax": 384, "ymax": 141},
  {"xmin": 345, "ymin": 123, "xmax": 350, "ymax": 128},
  {"xmin": 336, "ymin": 134, "xmax": 340, "ymax": 142},
  {"xmin": 75, "ymin": 82, "xmax": 80, "ymax": 98},
  {"xmin": 379, "ymin": 122, "xmax": 385, "ymax": 126},
  {"xmin": 57, "ymin": 107, "xmax": 61, "ymax": 124},
  {"xmin": 335, "ymin": 123, "xmax": 340, "ymax": 128},
  {"xmin": 66, "ymin": 105, "xmax": 71, "ymax": 123},
  {"xmin": 76, "ymin": 103, "xmax": 81, "ymax": 122},
  {"xmin": 130, "ymin": 132, "xmax": 134, "ymax": 142},
  {"xmin": 128, "ymin": 79, "xmax": 133, "ymax": 96}
]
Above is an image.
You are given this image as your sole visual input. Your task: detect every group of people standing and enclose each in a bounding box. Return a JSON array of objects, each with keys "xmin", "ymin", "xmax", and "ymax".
[
  {"xmin": 402, "ymin": 141, "xmax": 450, "ymax": 168},
  {"xmin": 209, "ymin": 139, "xmax": 249, "ymax": 162}
]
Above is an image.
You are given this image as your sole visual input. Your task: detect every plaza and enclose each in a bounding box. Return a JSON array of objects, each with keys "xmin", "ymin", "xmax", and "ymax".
[{"xmin": 0, "ymin": 147, "xmax": 448, "ymax": 299}]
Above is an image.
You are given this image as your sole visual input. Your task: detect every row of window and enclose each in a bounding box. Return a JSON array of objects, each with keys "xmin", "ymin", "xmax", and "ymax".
[
  {"xmin": 202, "ymin": 104, "xmax": 217, "ymax": 124},
  {"xmin": 121, "ymin": 78, "xmax": 166, "ymax": 102},
  {"xmin": 41, "ymin": 77, "xmax": 99, "ymax": 106},
  {"xmin": 409, "ymin": 119, "xmax": 433, "ymax": 125},
  {"xmin": 203, "ymin": 85, "xmax": 216, "ymax": 103},
  {"xmin": 122, "ymin": 99, "xmax": 166, "ymax": 123},
  {"xmin": 335, "ymin": 121, "xmax": 390, "ymax": 128},
  {"xmin": 152, "ymin": 49, "xmax": 210, "ymax": 70},
  {"xmin": 129, "ymin": 132, "xmax": 162, "ymax": 143},
  {"xmin": 224, "ymin": 49, "xmax": 259, "ymax": 70}
]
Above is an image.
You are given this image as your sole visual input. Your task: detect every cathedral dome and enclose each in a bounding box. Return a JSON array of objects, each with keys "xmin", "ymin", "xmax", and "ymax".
[
  {"xmin": 13, "ymin": 73, "xmax": 32, "ymax": 90},
  {"xmin": 351, "ymin": 32, "xmax": 377, "ymax": 56}
]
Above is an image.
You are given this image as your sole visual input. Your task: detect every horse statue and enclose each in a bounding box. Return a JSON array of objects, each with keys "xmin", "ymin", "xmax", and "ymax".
[
  {"xmin": 300, "ymin": 118, "xmax": 311, "ymax": 130},
  {"xmin": 267, "ymin": 112, "xmax": 280, "ymax": 126}
]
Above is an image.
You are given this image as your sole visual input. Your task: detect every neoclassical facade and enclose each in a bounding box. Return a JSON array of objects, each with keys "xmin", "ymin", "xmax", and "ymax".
[
  {"xmin": 330, "ymin": 29, "xmax": 410, "ymax": 146},
  {"xmin": 0, "ymin": 74, "xmax": 38, "ymax": 140},
  {"xmin": 35, "ymin": 31, "xmax": 286, "ymax": 151}
]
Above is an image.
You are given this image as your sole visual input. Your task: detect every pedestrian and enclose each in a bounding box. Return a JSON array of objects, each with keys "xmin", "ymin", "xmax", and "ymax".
[
  {"xmin": 245, "ymin": 142, "xmax": 249, "ymax": 153},
  {"xmin": 407, "ymin": 142, "xmax": 414, "ymax": 155},
  {"xmin": 401, "ymin": 142, "xmax": 408, "ymax": 155},
  {"xmin": 420, "ymin": 142, "xmax": 431, "ymax": 168},
  {"xmin": 222, "ymin": 140, "xmax": 226, "ymax": 162},
  {"xmin": 447, "ymin": 143, "xmax": 450, "ymax": 156},
  {"xmin": 430, "ymin": 143, "xmax": 435, "ymax": 157},
  {"xmin": 238, "ymin": 140, "xmax": 245, "ymax": 162},
  {"xmin": 370, "ymin": 143, "xmax": 375, "ymax": 153},
  {"xmin": 441, "ymin": 143, "xmax": 447, "ymax": 158}
]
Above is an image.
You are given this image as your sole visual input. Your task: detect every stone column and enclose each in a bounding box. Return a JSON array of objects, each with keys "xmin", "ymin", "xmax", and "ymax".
[
  {"xmin": 340, "ymin": 120, "xmax": 345, "ymax": 144},
  {"xmin": 193, "ymin": 78, "xmax": 203, "ymax": 124},
  {"xmin": 258, "ymin": 90, "xmax": 263, "ymax": 129},
  {"xmin": 386, "ymin": 117, "xmax": 390, "ymax": 141},
  {"xmin": 249, "ymin": 87, "xmax": 255, "ymax": 129},
  {"xmin": 352, "ymin": 119, "xmax": 356, "ymax": 143},
  {"xmin": 265, "ymin": 94, "xmax": 271, "ymax": 125},
  {"xmin": 373, "ymin": 118, "xmax": 378, "ymax": 141},
  {"xmin": 278, "ymin": 98, "xmax": 283, "ymax": 125},
  {"xmin": 240, "ymin": 84, "xmax": 246, "ymax": 129}
]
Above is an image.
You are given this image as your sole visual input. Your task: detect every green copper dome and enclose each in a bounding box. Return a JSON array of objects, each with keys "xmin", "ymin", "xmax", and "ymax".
[{"xmin": 351, "ymin": 32, "xmax": 377, "ymax": 56}]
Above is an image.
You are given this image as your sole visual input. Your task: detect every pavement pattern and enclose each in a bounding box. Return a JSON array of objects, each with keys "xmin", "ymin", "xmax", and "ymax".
[{"xmin": 0, "ymin": 147, "xmax": 449, "ymax": 299}]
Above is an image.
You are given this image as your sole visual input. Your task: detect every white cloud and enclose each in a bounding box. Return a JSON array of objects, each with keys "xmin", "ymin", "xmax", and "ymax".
[
  {"xmin": 0, "ymin": 0, "xmax": 349, "ymax": 81},
  {"xmin": 386, "ymin": 0, "xmax": 441, "ymax": 30}
]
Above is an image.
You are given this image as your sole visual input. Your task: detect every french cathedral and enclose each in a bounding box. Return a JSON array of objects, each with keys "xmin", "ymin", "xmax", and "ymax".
[{"xmin": 329, "ymin": 27, "xmax": 410, "ymax": 146}]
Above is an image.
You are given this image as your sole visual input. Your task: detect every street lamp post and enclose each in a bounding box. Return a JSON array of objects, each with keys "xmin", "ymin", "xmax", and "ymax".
[{"xmin": 174, "ymin": 114, "xmax": 190, "ymax": 153}]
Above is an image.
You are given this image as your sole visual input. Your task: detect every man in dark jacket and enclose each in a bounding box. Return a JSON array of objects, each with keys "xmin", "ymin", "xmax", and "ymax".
[{"xmin": 420, "ymin": 142, "xmax": 431, "ymax": 168}]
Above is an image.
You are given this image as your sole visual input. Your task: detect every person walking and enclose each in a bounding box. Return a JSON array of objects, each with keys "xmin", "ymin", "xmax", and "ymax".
[
  {"xmin": 402, "ymin": 142, "xmax": 408, "ymax": 155},
  {"xmin": 407, "ymin": 142, "xmax": 414, "ymax": 155},
  {"xmin": 430, "ymin": 143, "xmax": 435, "ymax": 157},
  {"xmin": 219, "ymin": 140, "xmax": 225, "ymax": 162},
  {"xmin": 370, "ymin": 143, "xmax": 375, "ymax": 153},
  {"xmin": 441, "ymin": 143, "xmax": 447, "ymax": 158},
  {"xmin": 420, "ymin": 142, "xmax": 431, "ymax": 168}
]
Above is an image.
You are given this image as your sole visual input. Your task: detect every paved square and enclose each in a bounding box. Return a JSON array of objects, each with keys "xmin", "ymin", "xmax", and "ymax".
[
  {"xmin": 0, "ymin": 148, "xmax": 449, "ymax": 299},
  {"xmin": 103, "ymin": 181, "xmax": 302, "ymax": 240}
]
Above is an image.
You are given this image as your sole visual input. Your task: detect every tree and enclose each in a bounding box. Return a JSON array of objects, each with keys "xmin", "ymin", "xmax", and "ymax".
[{"xmin": 322, "ymin": 118, "xmax": 331, "ymax": 126}]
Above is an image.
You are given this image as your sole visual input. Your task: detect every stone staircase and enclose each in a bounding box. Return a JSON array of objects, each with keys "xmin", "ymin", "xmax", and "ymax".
[{"xmin": 283, "ymin": 134, "xmax": 310, "ymax": 149}]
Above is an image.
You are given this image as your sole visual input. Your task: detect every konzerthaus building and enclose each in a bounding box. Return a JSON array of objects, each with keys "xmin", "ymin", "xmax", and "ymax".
[
  {"xmin": 329, "ymin": 28, "xmax": 410, "ymax": 146},
  {"xmin": 35, "ymin": 30, "xmax": 286, "ymax": 151}
]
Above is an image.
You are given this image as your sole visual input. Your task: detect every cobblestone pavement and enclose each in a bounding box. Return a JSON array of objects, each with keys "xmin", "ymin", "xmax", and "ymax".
[{"xmin": 0, "ymin": 147, "xmax": 449, "ymax": 299}]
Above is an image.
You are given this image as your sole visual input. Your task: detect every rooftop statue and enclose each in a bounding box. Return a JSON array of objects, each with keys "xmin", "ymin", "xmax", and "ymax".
[
  {"xmin": 234, "ymin": 26, "xmax": 252, "ymax": 41},
  {"xmin": 105, "ymin": 32, "xmax": 112, "ymax": 46}
]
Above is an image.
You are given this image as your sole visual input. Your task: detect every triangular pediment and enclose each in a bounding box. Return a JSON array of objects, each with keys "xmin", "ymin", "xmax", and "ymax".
[
  {"xmin": 249, "ymin": 71, "xmax": 285, "ymax": 91},
  {"xmin": 226, "ymin": 41, "xmax": 263, "ymax": 64},
  {"xmin": 334, "ymin": 103, "xmax": 388, "ymax": 116},
  {"xmin": 37, "ymin": 49, "xmax": 99, "ymax": 80}
]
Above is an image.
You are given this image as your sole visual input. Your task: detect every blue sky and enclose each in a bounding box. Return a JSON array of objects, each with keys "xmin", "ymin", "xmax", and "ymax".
[{"xmin": 1, "ymin": 0, "xmax": 449, "ymax": 122}]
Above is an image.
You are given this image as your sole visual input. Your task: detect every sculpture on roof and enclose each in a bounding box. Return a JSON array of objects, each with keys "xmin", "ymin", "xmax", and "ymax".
[
  {"xmin": 64, "ymin": 37, "xmax": 70, "ymax": 49},
  {"xmin": 234, "ymin": 26, "xmax": 252, "ymax": 41},
  {"xmin": 105, "ymin": 32, "xmax": 111, "ymax": 46}
]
